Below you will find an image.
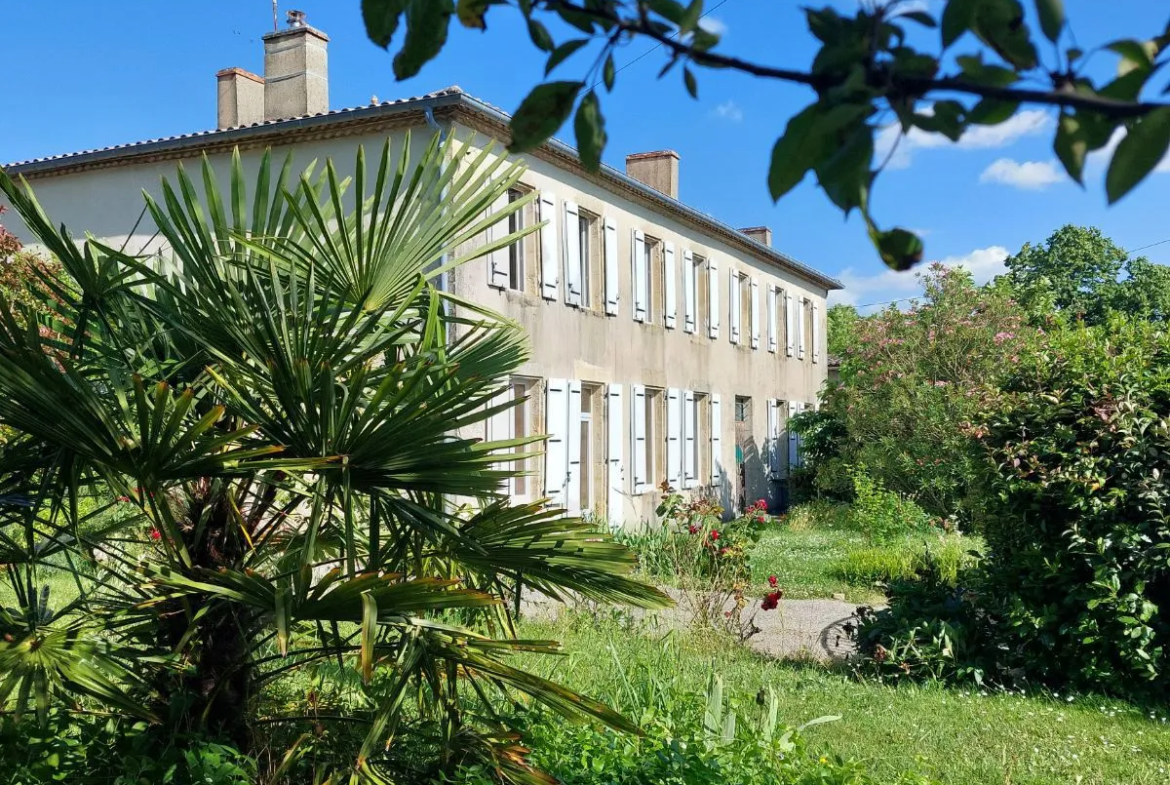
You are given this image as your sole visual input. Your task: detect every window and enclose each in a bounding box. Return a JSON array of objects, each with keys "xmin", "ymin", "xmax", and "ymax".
[
  {"xmin": 648, "ymin": 387, "xmax": 664, "ymax": 488},
  {"xmin": 486, "ymin": 377, "xmax": 538, "ymax": 500},
  {"xmin": 565, "ymin": 203, "xmax": 600, "ymax": 308},
  {"xmin": 682, "ymin": 391, "xmax": 705, "ymax": 489},
  {"xmin": 506, "ymin": 188, "xmax": 526, "ymax": 291},
  {"xmin": 767, "ymin": 284, "xmax": 781, "ymax": 353},
  {"xmin": 739, "ymin": 275, "xmax": 751, "ymax": 347},
  {"xmin": 632, "ymin": 230, "xmax": 650, "ymax": 323},
  {"xmin": 798, "ymin": 296, "xmax": 808, "ymax": 360},
  {"xmin": 579, "ymin": 383, "xmax": 605, "ymax": 515},
  {"xmin": 630, "ymin": 384, "xmax": 663, "ymax": 494},
  {"xmin": 648, "ymin": 237, "xmax": 662, "ymax": 324},
  {"xmin": 488, "ymin": 186, "xmax": 536, "ymax": 293},
  {"xmin": 695, "ymin": 392, "xmax": 710, "ymax": 486},
  {"xmin": 684, "ymin": 251, "xmax": 705, "ymax": 334},
  {"xmin": 735, "ymin": 396, "xmax": 751, "ymax": 424}
]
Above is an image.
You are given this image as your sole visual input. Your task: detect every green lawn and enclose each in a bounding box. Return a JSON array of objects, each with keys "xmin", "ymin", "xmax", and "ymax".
[{"xmin": 517, "ymin": 615, "xmax": 1170, "ymax": 785}]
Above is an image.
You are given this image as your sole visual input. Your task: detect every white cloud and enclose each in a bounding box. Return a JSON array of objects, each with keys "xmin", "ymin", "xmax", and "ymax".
[
  {"xmin": 698, "ymin": 16, "xmax": 727, "ymax": 37},
  {"xmin": 877, "ymin": 109, "xmax": 1052, "ymax": 170},
  {"xmin": 829, "ymin": 246, "xmax": 1009, "ymax": 310},
  {"xmin": 979, "ymin": 158, "xmax": 1065, "ymax": 190},
  {"xmin": 713, "ymin": 100, "xmax": 743, "ymax": 122}
]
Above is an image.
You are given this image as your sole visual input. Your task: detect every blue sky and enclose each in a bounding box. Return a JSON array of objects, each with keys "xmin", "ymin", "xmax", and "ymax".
[{"xmin": 2, "ymin": 1, "xmax": 1168, "ymax": 311}]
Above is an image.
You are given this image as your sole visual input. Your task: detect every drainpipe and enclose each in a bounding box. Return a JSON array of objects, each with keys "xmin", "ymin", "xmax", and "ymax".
[{"xmin": 424, "ymin": 107, "xmax": 451, "ymax": 319}]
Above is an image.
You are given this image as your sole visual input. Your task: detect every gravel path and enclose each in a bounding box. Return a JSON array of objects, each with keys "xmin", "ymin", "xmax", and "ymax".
[{"xmin": 522, "ymin": 589, "xmax": 866, "ymax": 662}]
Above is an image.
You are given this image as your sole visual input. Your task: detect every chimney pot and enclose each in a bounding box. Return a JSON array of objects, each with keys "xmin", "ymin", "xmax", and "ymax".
[
  {"xmin": 625, "ymin": 150, "xmax": 680, "ymax": 200},
  {"xmin": 216, "ymin": 68, "xmax": 265, "ymax": 129},
  {"xmin": 741, "ymin": 226, "xmax": 773, "ymax": 247}
]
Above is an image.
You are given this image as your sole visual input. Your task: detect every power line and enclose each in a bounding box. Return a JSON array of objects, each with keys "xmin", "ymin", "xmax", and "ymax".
[
  {"xmin": 850, "ymin": 236, "xmax": 1170, "ymax": 309},
  {"xmin": 592, "ymin": 0, "xmax": 733, "ymax": 87}
]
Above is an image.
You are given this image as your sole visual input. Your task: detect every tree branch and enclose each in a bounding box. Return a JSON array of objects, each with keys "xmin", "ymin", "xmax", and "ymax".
[{"xmin": 550, "ymin": 0, "xmax": 1167, "ymax": 119}]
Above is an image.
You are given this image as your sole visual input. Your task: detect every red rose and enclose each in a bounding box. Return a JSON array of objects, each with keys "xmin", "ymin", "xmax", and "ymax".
[
  {"xmin": 688, "ymin": 524, "xmax": 700, "ymax": 534},
  {"xmin": 710, "ymin": 530, "xmax": 720, "ymax": 541},
  {"xmin": 150, "ymin": 528, "xmax": 161, "ymax": 541},
  {"xmin": 768, "ymin": 575, "xmax": 778, "ymax": 588},
  {"xmin": 761, "ymin": 590, "xmax": 782, "ymax": 611},
  {"xmin": 116, "ymin": 496, "xmax": 130, "ymax": 503}
]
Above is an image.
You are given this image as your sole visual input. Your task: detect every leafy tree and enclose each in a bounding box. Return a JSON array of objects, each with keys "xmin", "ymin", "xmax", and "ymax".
[
  {"xmin": 827, "ymin": 303, "xmax": 861, "ymax": 357},
  {"xmin": 0, "ymin": 135, "xmax": 667, "ymax": 783},
  {"xmin": 360, "ymin": 0, "xmax": 1170, "ymax": 269},
  {"xmin": 1003, "ymin": 224, "xmax": 1170, "ymax": 323}
]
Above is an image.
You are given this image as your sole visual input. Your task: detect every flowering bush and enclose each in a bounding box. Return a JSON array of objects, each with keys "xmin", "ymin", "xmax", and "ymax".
[{"xmin": 821, "ymin": 264, "xmax": 1035, "ymax": 522}]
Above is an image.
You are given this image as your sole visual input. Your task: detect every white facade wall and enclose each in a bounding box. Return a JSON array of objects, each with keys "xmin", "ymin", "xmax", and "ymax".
[{"xmin": 2, "ymin": 118, "xmax": 831, "ymax": 529}]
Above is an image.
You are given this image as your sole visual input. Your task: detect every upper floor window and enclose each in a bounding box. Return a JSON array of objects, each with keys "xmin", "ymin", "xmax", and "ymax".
[
  {"xmin": 564, "ymin": 201, "xmax": 600, "ymax": 308},
  {"xmin": 632, "ymin": 230, "xmax": 657, "ymax": 324},
  {"xmin": 489, "ymin": 186, "xmax": 536, "ymax": 293}
]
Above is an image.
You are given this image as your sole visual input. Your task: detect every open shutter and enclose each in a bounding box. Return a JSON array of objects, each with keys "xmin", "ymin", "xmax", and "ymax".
[
  {"xmin": 566, "ymin": 380, "xmax": 583, "ymax": 513},
  {"xmin": 632, "ymin": 230, "xmax": 647, "ymax": 323},
  {"xmin": 798, "ymin": 297, "xmax": 807, "ymax": 359},
  {"xmin": 607, "ymin": 384, "xmax": 624, "ymax": 528},
  {"xmin": 729, "ymin": 268, "xmax": 741, "ymax": 344},
  {"xmin": 767, "ymin": 284, "xmax": 778, "ymax": 352},
  {"xmin": 750, "ymin": 277, "xmax": 760, "ymax": 349},
  {"xmin": 787, "ymin": 400, "xmax": 799, "ymax": 469},
  {"xmin": 487, "ymin": 189, "xmax": 509, "ymax": 289},
  {"xmin": 604, "ymin": 217, "xmax": 619, "ymax": 315},
  {"xmin": 663, "ymin": 242, "xmax": 677, "ymax": 329},
  {"xmin": 563, "ymin": 202, "xmax": 582, "ymax": 306},
  {"xmin": 785, "ymin": 292, "xmax": 795, "ymax": 356},
  {"xmin": 666, "ymin": 388, "xmax": 682, "ymax": 487},
  {"xmin": 796, "ymin": 402, "xmax": 806, "ymax": 464},
  {"xmin": 708, "ymin": 257, "xmax": 720, "ymax": 339},
  {"xmin": 545, "ymin": 379, "xmax": 569, "ymax": 506},
  {"xmin": 631, "ymin": 384, "xmax": 647, "ymax": 493},
  {"xmin": 683, "ymin": 250, "xmax": 696, "ymax": 333},
  {"xmin": 812, "ymin": 302, "xmax": 821, "ymax": 363},
  {"xmin": 710, "ymin": 393, "xmax": 723, "ymax": 484},
  {"xmin": 539, "ymin": 192, "xmax": 558, "ymax": 300},
  {"xmin": 767, "ymin": 399, "xmax": 781, "ymax": 480},
  {"xmin": 683, "ymin": 390, "xmax": 697, "ymax": 488}
]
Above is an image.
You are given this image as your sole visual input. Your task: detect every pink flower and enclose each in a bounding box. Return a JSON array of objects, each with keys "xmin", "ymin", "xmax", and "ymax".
[{"xmin": 994, "ymin": 331, "xmax": 1015, "ymax": 344}]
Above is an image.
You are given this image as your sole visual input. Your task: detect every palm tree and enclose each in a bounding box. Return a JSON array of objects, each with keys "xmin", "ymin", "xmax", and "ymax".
[{"xmin": 0, "ymin": 132, "xmax": 668, "ymax": 783}]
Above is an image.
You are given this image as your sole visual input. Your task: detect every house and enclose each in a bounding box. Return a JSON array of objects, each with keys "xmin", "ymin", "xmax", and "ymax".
[{"xmin": 1, "ymin": 14, "xmax": 842, "ymax": 528}]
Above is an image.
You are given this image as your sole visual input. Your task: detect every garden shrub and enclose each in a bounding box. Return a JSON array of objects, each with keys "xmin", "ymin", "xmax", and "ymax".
[
  {"xmin": 848, "ymin": 467, "xmax": 931, "ymax": 543},
  {"xmin": 857, "ymin": 319, "xmax": 1170, "ymax": 699},
  {"xmin": 970, "ymin": 319, "xmax": 1170, "ymax": 696}
]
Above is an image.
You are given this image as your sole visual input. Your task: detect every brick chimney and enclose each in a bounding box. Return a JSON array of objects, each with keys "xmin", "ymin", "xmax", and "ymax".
[
  {"xmin": 741, "ymin": 226, "xmax": 772, "ymax": 247},
  {"xmin": 216, "ymin": 68, "xmax": 265, "ymax": 129},
  {"xmin": 625, "ymin": 151, "xmax": 679, "ymax": 199},
  {"xmin": 262, "ymin": 10, "xmax": 329, "ymax": 121}
]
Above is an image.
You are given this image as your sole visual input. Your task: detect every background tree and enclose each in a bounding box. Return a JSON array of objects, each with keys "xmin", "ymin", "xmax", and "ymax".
[
  {"xmin": 827, "ymin": 303, "xmax": 861, "ymax": 357},
  {"xmin": 1002, "ymin": 224, "xmax": 1170, "ymax": 323},
  {"xmin": 360, "ymin": 0, "xmax": 1170, "ymax": 269}
]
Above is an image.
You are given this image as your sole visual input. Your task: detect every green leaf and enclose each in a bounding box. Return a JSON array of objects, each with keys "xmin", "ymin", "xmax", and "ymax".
[
  {"xmin": 768, "ymin": 102, "xmax": 870, "ymax": 201},
  {"xmin": 684, "ymin": 66, "xmax": 699, "ymax": 99},
  {"xmin": 872, "ymin": 227, "xmax": 925, "ymax": 271},
  {"xmin": 966, "ymin": 98, "xmax": 1019, "ymax": 126},
  {"xmin": 545, "ymin": 38, "xmax": 590, "ymax": 75},
  {"xmin": 603, "ymin": 54, "xmax": 616, "ymax": 91},
  {"xmin": 646, "ymin": 0, "xmax": 687, "ymax": 25},
  {"xmin": 941, "ymin": 0, "xmax": 977, "ymax": 48},
  {"xmin": 1106, "ymin": 108, "xmax": 1170, "ymax": 204},
  {"xmin": 901, "ymin": 10, "xmax": 937, "ymax": 28},
  {"xmin": 509, "ymin": 81, "xmax": 585, "ymax": 154},
  {"xmin": 362, "ymin": 0, "xmax": 406, "ymax": 48},
  {"xmin": 815, "ymin": 124, "xmax": 874, "ymax": 214},
  {"xmin": 392, "ymin": 0, "xmax": 453, "ymax": 80},
  {"xmin": 956, "ymin": 54, "xmax": 1020, "ymax": 87},
  {"xmin": 574, "ymin": 91, "xmax": 607, "ymax": 172},
  {"xmin": 1107, "ymin": 39, "xmax": 1157, "ymax": 77},
  {"xmin": 680, "ymin": 0, "xmax": 704, "ymax": 34},
  {"xmin": 1054, "ymin": 113, "xmax": 1087, "ymax": 184},
  {"xmin": 972, "ymin": 0, "xmax": 1038, "ymax": 70},
  {"xmin": 527, "ymin": 18, "xmax": 555, "ymax": 52},
  {"xmin": 1034, "ymin": 0, "xmax": 1064, "ymax": 43},
  {"xmin": 456, "ymin": 0, "xmax": 491, "ymax": 29}
]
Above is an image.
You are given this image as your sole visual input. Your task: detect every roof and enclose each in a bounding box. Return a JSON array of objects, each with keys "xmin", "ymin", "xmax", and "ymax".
[{"xmin": 5, "ymin": 86, "xmax": 842, "ymax": 290}]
